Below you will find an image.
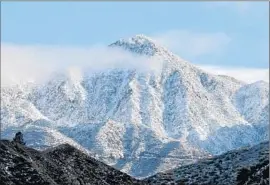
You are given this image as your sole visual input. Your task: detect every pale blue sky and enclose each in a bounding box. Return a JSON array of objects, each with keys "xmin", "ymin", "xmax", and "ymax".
[{"xmin": 1, "ymin": 1, "xmax": 269, "ymax": 68}]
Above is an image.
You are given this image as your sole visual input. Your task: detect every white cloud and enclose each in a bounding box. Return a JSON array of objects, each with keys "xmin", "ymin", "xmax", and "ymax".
[
  {"xmin": 1, "ymin": 43, "xmax": 268, "ymax": 87},
  {"xmin": 1, "ymin": 43, "xmax": 164, "ymax": 86},
  {"xmin": 152, "ymin": 30, "xmax": 231, "ymax": 58},
  {"xmin": 199, "ymin": 65, "xmax": 269, "ymax": 83}
]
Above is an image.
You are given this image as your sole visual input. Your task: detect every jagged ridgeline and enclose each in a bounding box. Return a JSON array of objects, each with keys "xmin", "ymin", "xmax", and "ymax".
[
  {"xmin": 145, "ymin": 141, "xmax": 269, "ymax": 185},
  {"xmin": 1, "ymin": 136, "xmax": 268, "ymax": 185},
  {"xmin": 0, "ymin": 138, "xmax": 145, "ymax": 185},
  {"xmin": 1, "ymin": 35, "xmax": 269, "ymax": 178}
]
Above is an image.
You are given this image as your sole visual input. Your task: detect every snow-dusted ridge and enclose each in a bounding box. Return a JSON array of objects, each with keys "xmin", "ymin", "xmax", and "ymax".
[
  {"xmin": 109, "ymin": 34, "xmax": 168, "ymax": 56},
  {"xmin": 1, "ymin": 34, "xmax": 269, "ymax": 178}
]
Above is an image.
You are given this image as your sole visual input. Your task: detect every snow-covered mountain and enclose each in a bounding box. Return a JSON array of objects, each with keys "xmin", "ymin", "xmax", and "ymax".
[{"xmin": 1, "ymin": 34, "xmax": 269, "ymax": 178}]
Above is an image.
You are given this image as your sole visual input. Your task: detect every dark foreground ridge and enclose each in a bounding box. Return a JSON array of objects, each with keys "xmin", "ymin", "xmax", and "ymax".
[
  {"xmin": 0, "ymin": 139, "xmax": 145, "ymax": 185},
  {"xmin": 1, "ymin": 138, "xmax": 269, "ymax": 185},
  {"xmin": 144, "ymin": 141, "xmax": 269, "ymax": 185}
]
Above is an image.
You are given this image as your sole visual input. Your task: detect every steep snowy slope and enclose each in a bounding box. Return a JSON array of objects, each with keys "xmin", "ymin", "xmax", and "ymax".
[
  {"xmin": 233, "ymin": 81, "xmax": 269, "ymax": 126},
  {"xmin": 1, "ymin": 34, "xmax": 269, "ymax": 178}
]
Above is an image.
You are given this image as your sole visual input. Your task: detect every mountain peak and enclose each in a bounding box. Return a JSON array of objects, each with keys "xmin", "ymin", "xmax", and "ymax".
[
  {"xmin": 116, "ymin": 34, "xmax": 157, "ymax": 45},
  {"xmin": 109, "ymin": 34, "xmax": 169, "ymax": 56},
  {"xmin": 130, "ymin": 34, "xmax": 156, "ymax": 43}
]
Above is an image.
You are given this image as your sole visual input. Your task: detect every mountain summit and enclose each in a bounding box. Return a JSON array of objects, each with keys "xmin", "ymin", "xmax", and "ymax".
[
  {"xmin": 1, "ymin": 35, "xmax": 269, "ymax": 178},
  {"xmin": 109, "ymin": 34, "xmax": 173, "ymax": 57}
]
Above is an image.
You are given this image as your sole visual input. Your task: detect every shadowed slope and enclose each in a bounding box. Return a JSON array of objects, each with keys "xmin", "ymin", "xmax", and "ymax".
[
  {"xmin": 0, "ymin": 140, "xmax": 145, "ymax": 185},
  {"xmin": 145, "ymin": 141, "xmax": 269, "ymax": 185}
]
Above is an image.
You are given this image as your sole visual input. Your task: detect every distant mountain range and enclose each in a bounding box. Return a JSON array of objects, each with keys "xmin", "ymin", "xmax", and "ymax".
[{"xmin": 1, "ymin": 35, "xmax": 269, "ymax": 178}]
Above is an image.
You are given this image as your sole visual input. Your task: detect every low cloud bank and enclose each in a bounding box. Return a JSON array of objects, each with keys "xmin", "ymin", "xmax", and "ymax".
[
  {"xmin": 1, "ymin": 43, "xmax": 268, "ymax": 86},
  {"xmin": 1, "ymin": 43, "xmax": 163, "ymax": 86},
  {"xmin": 199, "ymin": 65, "xmax": 269, "ymax": 83}
]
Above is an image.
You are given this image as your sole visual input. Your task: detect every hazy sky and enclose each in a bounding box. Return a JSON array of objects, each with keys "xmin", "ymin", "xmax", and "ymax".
[{"xmin": 1, "ymin": 2, "xmax": 269, "ymax": 84}]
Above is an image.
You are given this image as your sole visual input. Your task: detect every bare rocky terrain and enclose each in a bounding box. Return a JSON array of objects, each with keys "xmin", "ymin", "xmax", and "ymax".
[
  {"xmin": 1, "ymin": 138, "xmax": 268, "ymax": 185},
  {"xmin": 0, "ymin": 139, "xmax": 145, "ymax": 185},
  {"xmin": 144, "ymin": 141, "xmax": 269, "ymax": 185}
]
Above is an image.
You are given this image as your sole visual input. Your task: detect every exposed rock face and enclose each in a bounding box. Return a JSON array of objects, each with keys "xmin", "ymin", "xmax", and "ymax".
[
  {"xmin": 145, "ymin": 141, "xmax": 269, "ymax": 185},
  {"xmin": 0, "ymin": 140, "xmax": 145, "ymax": 185}
]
